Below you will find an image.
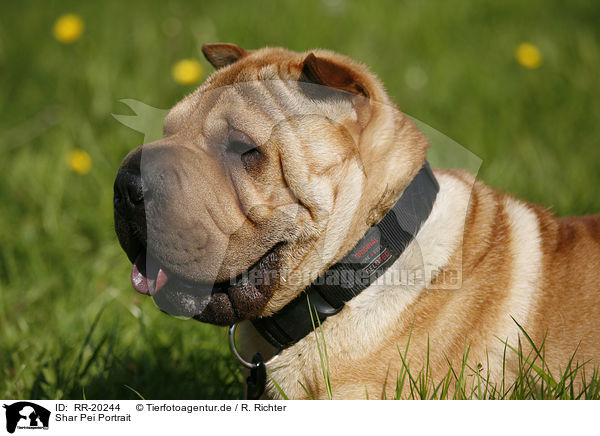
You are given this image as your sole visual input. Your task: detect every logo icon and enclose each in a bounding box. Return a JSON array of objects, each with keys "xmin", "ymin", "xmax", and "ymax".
[{"xmin": 2, "ymin": 402, "xmax": 50, "ymax": 434}]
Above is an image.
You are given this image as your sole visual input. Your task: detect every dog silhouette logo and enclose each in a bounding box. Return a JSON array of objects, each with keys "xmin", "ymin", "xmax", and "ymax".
[{"xmin": 2, "ymin": 402, "xmax": 50, "ymax": 433}]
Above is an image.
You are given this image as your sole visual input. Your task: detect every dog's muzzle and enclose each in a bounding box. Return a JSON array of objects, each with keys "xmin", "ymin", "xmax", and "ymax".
[{"xmin": 113, "ymin": 145, "xmax": 281, "ymax": 325}]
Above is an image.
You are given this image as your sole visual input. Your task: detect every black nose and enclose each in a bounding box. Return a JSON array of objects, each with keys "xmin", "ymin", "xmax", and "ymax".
[{"xmin": 113, "ymin": 170, "xmax": 144, "ymax": 216}]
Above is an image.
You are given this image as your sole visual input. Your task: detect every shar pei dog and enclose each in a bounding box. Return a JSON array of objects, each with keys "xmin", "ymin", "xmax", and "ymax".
[{"xmin": 114, "ymin": 43, "xmax": 600, "ymax": 399}]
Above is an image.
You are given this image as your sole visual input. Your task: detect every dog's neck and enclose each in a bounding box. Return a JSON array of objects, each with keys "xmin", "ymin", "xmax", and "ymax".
[{"xmin": 249, "ymin": 162, "xmax": 439, "ymax": 350}]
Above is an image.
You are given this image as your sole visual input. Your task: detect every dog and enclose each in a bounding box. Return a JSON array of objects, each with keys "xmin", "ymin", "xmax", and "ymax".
[{"xmin": 114, "ymin": 43, "xmax": 600, "ymax": 399}]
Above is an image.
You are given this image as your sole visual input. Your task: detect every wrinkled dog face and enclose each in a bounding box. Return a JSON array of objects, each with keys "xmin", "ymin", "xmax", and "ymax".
[{"xmin": 113, "ymin": 44, "xmax": 425, "ymax": 325}]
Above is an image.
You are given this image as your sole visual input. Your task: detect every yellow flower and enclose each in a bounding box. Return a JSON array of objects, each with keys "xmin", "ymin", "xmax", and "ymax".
[
  {"xmin": 67, "ymin": 149, "xmax": 92, "ymax": 175},
  {"xmin": 515, "ymin": 43, "xmax": 542, "ymax": 69},
  {"xmin": 53, "ymin": 14, "xmax": 84, "ymax": 44},
  {"xmin": 172, "ymin": 59, "xmax": 203, "ymax": 85}
]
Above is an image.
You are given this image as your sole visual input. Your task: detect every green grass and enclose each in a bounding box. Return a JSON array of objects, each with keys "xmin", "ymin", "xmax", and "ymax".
[
  {"xmin": 270, "ymin": 318, "xmax": 600, "ymax": 400},
  {"xmin": 1, "ymin": 0, "xmax": 599, "ymax": 399},
  {"xmin": 385, "ymin": 320, "xmax": 600, "ymax": 400}
]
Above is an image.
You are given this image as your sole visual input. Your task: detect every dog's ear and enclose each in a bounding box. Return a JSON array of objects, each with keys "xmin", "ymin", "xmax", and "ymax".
[
  {"xmin": 300, "ymin": 53, "xmax": 369, "ymax": 98},
  {"xmin": 202, "ymin": 43, "xmax": 247, "ymax": 69}
]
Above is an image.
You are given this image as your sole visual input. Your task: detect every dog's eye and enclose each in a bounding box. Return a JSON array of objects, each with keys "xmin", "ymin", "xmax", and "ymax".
[{"xmin": 227, "ymin": 130, "xmax": 262, "ymax": 171}]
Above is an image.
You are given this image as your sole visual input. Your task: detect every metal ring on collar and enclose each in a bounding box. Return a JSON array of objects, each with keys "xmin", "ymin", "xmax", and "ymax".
[{"xmin": 228, "ymin": 324, "xmax": 282, "ymax": 369}]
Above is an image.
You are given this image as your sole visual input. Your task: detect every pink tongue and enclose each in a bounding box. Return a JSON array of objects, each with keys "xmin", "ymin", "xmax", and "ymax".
[{"xmin": 131, "ymin": 252, "xmax": 169, "ymax": 296}]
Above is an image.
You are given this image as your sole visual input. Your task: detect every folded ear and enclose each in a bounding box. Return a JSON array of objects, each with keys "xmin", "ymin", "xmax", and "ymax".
[
  {"xmin": 202, "ymin": 43, "xmax": 247, "ymax": 69},
  {"xmin": 300, "ymin": 53, "xmax": 369, "ymax": 98}
]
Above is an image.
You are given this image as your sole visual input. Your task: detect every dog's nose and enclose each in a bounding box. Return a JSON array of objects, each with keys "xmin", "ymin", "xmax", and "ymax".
[{"xmin": 113, "ymin": 170, "xmax": 144, "ymax": 216}]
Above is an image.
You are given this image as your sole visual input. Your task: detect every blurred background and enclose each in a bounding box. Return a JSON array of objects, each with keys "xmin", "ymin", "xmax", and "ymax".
[{"xmin": 1, "ymin": 0, "xmax": 599, "ymax": 399}]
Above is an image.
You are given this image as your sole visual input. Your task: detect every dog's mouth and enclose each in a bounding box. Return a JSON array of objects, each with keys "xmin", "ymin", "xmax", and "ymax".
[
  {"xmin": 131, "ymin": 251, "xmax": 170, "ymax": 296},
  {"xmin": 129, "ymin": 244, "xmax": 282, "ymax": 325}
]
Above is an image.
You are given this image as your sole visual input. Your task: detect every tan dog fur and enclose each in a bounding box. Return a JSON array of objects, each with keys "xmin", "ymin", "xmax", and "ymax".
[{"xmin": 124, "ymin": 44, "xmax": 600, "ymax": 399}]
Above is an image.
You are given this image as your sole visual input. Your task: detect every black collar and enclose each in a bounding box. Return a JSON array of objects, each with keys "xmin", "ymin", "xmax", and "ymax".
[{"xmin": 250, "ymin": 162, "xmax": 439, "ymax": 350}]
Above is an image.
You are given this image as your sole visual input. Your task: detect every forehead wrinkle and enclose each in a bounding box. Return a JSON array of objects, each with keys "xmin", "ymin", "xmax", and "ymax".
[
  {"xmin": 234, "ymin": 79, "xmax": 287, "ymax": 124},
  {"xmin": 261, "ymin": 64, "xmax": 307, "ymax": 115},
  {"xmin": 180, "ymin": 80, "xmax": 219, "ymax": 118},
  {"xmin": 224, "ymin": 101, "xmax": 273, "ymax": 148},
  {"xmin": 230, "ymin": 84, "xmax": 272, "ymax": 126},
  {"xmin": 261, "ymin": 78, "xmax": 304, "ymax": 119},
  {"xmin": 257, "ymin": 64, "xmax": 280, "ymax": 80},
  {"xmin": 198, "ymin": 87, "xmax": 238, "ymax": 144},
  {"xmin": 263, "ymin": 77, "xmax": 320, "ymax": 119},
  {"xmin": 198, "ymin": 101, "xmax": 218, "ymax": 142}
]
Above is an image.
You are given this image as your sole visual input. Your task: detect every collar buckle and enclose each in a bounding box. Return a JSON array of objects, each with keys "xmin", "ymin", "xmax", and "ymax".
[{"xmin": 229, "ymin": 323, "xmax": 281, "ymax": 369}]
